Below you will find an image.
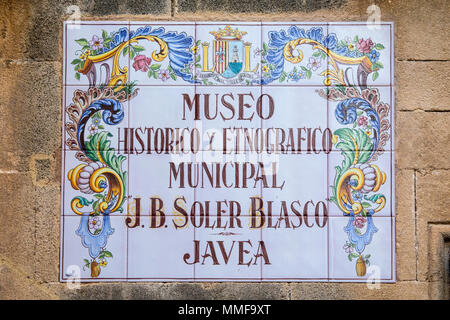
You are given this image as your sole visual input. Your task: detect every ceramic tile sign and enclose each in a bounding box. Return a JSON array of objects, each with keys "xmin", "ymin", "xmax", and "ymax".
[{"xmin": 61, "ymin": 21, "xmax": 395, "ymax": 282}]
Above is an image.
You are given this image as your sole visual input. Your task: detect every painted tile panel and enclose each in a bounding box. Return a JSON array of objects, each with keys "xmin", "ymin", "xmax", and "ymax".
[
  {"xmin": 62, "ymin": 21, "xmax": 395, "ymax": 282},
  {"xmin": 328, "ymin": 216, "xmax": 395, "ymax": 282},
  {"xmin": 327, "ymin": 151, "xmax": 394, "ymax": 217},
  {"xmin": 64, "ymin": 21, "xmax": 130, "ymax": 87},
  {"xmin": 63, "ymin": 85, "xmax": 130, "ymax": 151},
  {"xmin": 261, "ymin": 23, "xmax": 328, "ymax": 86},
  {"xmin": 60, "ymin": 215, "xmax": 128, "ymax": 281},
  {"xmin": 326, "ymin": 85, "xmax": 393, "ymax": 152},
  {"xmin": 128, "ymin": 22, "xmax": 196, "ymax": 86},
  {"xmin": 196, "ymin": 22, "xmax": 262, "ymax": 86},
  {"xmin": 327, "ymin": 23, "xmax": 393, "ymax": 87}
]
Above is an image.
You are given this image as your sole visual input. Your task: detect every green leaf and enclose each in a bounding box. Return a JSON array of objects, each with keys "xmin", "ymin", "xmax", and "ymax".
[
  {"xmin": 306, "ymin": 70, "xmax": 312, "ymax": 79},
  {"xmin": 94, "ymin": 194, "xmax": 104, "ymax": 199},
  {"xmin": 130, "ymin": 50, "xmax": 135, "ymax": 59},
  {"xmin": 354, "ymin": 35, "xmax": 359, "ymax": 42},
  {"xmin": 71, "ymin": 59, "xmax": 82, "ymax": 65},
  {"xmin": 372, "ymin": 71, "xmax": 379, "ymax": 81},
  {"xmin": 102, "ymin": 30, "xmax": 108, "ymax": 40},
  {"xmin": 375, "ymin": 43, "xmax": 385, "ymax": 50},
  {"xmin": 313, "ymin": 51, "xmax": 321, "ymax": 57},
  {"xmin": 98, "ymin": 125, "xmax": 104, "ymax": 129},
  {"xmin": 75, "ymin": 72, "xmax": 80, "ymax": 80},
  {"xmin": 133, "ymin": 45, "xmax": 145, "ymax": 52},
  {"xmin": 151, "ymin": 63, "xmax": 161, "ymax": 71},
  {"xmin": 147, "ymin": 70, "xmax": 154, "ymax": 78},
  {"xmin": 92, "ymin": 200, "xmax": 99, "ymax": 211},
  {"xmin": 196, "ymin": 55, "xmax": 201, "ymax": 63},
  {"xmin": 170, "ymin": 73, "xmax": 177, "ymax": 81},
  {"xmin": 263, "ymin": 42, "xmax": 268, "ymax": 52},
  {"xmin": 362, "ymin": 202, "xmax": 372, "ymax": 208},
  {"xmin": 102, "ymin": 250, "xmax": 113, "ymax": 258},
  {"xmin": 75, "ymin": 38, "xmax": 89, "ymax": 46},
  {"xmin": 123, "ymin": 46, "xmax": 129, "ymax": 56}
]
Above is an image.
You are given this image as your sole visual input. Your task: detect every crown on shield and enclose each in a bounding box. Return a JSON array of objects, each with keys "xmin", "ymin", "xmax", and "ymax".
[{"xmin": 209, "ymin": 25, "xmax": 247, "ymax": 40}]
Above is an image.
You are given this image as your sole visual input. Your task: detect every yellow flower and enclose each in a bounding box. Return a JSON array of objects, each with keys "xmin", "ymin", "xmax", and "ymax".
[
  {"xmin": 99, "ymin": 258, "xmax": 107, "ymax": 267},
  {"xmin": 80, "ymin": 49, "xmax": 90, "ymax": 60},
  {"xmin": 332, "ymin": 134, "xmax": 339, "ymax": 145},
  {"xmin": 191, "ymin": 45, "xmax": 198, "ymax": 54},
  {"xmin": 365, "ymin": 129, "xmax": 372, "ymax": 136},
  {"xmin": 348, "ymin": 43, "xmax": 355, "ymax": 51},
  {"xmin": 262, "ymin": 65, "xmax": 269, "ymax": 73}
]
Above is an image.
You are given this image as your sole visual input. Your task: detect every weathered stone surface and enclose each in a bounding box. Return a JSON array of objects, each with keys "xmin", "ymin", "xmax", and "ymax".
[
  {"xmin": 396, "ymin": 111, "xmax": 450, "ymax": 169},
  {"xmin": 0, "ymin": 1, "xmax": 32, "ymax": 60},
  {"xmin": 416, "ymin": 170, "xmax": 450, "ymax": 281},
  {"xmin": 123, "ymin": 0, "xmax": 169, "ymax": 15},
  {"xmin": 0, "ymin": 60, "xmax": 61, "ymax": 155},
  {"xmin": 0, "ymin": 173, "xmax": 37, "ymax": 278},
  {"xmin": 0, "ymin": 261, "xmax": 58, "ymax": 299},
  {"xmin": 178, "ymin": 0, "xmax": 346, "ymax": 13},
  {"xmin": 395, "ymin": 170, "xmax": 416, "ymax": 281},
  {"xmin": 290, "ymin": 281, "xmax": 429, "ymax": 299},
  {"xmin": 397, "ymin": 61, "xmax": 450, "ymax": 111}
]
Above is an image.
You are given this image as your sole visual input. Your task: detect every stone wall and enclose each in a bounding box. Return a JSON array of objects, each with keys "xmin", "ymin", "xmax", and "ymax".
[{"xmin": 0, "ymin": 0, "xmax": 449, "ymax": 299}]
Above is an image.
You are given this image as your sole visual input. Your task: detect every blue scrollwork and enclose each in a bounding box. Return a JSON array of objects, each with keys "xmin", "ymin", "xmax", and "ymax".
[
  {"xmin": 262, "ymin": 26, "xmax": 337, "ymax": 85},
  {"xmin": 335, "ymin": 97, "xmax": 381, "ymax": 159},
  {"xmin": 130, "ymin": 26, "xmax": 196, "ymax": 83},
  {"xmin": 77, "ymin": 98, "xmax": 124, "ymax": 151}
]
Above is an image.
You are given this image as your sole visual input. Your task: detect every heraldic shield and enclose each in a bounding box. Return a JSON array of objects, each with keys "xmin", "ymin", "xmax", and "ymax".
[{"xmin": 213, "ymin": 39, "xmax": 244, "ymax": 78}]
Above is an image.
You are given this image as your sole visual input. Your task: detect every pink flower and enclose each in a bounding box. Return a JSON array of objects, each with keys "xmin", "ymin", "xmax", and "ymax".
[
  {"xmin": 353, "ymin": 216, "xmax": 367, "ymax": 229},
  {"xmin": 357, "ymin": 38, "xmax": 374, "ymax": 54},
  {"xmin": 133, "ymin": 55, "xmax": 152, "ymax": 72},
  {"xmin": 357, "ymin": 115, "xmax": 368, "ymax": 127}
]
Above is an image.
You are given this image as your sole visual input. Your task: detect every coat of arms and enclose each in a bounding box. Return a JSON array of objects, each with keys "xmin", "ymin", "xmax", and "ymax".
[{"xmin": 198, "ymin": 25, "xmax": 260, "ymax": 84}]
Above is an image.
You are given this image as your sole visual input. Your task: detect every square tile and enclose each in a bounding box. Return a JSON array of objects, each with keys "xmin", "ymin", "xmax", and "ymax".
[
  {"xmin": 129, "ymin": 86, "xmax": 196, "ymax": 153},
  {"xmin": 63, "ymin": 85, "xmax": 130, "ymax": 152},
  {"xmin": 60, "ymin": 215, "xmax": 128, "ymax": 281},
  {"xmin": 194, "ymin": 150, "xmax": 262, "ymax": 217},
  {"xmin": 261, "ymin": 86, "xmax": 329, "ymax": 154},
  {"xmin": 64, "ymin": 21, "xmax": 130, "ymax": 86},
  {"xmin": 194, "ymin": 85, "xmax": 263, "ymax": 151},
  {"xmin": 194, "ymin": 215, "xmax": 262, "ymax": 280},
  {"xmin": 127, "ymin": 215, "xmax": 195, "ymax": 280},
  {"xmin": 261, "ymin": 152, "xmax": 328, "ymax": 210},
  {"xmin": 261, "ymin": 23, "xmax": 328, "ymax": 86},
  {"xmin": 62, "ymin": 150, "xmax": 129, "ymax": 216},
  {"xmin": 128, "ymin": 152, "xmax": 195, "ymax": 217},
  {"xmin": 328, "ymin": 216, "xmax": 395, "ymax": 282},
  {"xmin": 326, "ymin": 85, "xmax": 393, "ymax": 152},
  {"xmin": 128, "ymin": 22, "xmax": 196, "ymax": 86},
  {"xmin": 196, "ymin": 22, "xmax": 262, "ymax": 86},
  {"xmin": 327, "ymin": 22, "xmax": 393, "ymax": 87},
  {"xmin": 327, "ymin": 150, "xmax": 393, "ymax": 217},
  {"xmin": 261, "ymin": 217, "xmax": 328, "ymax": 280}
]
